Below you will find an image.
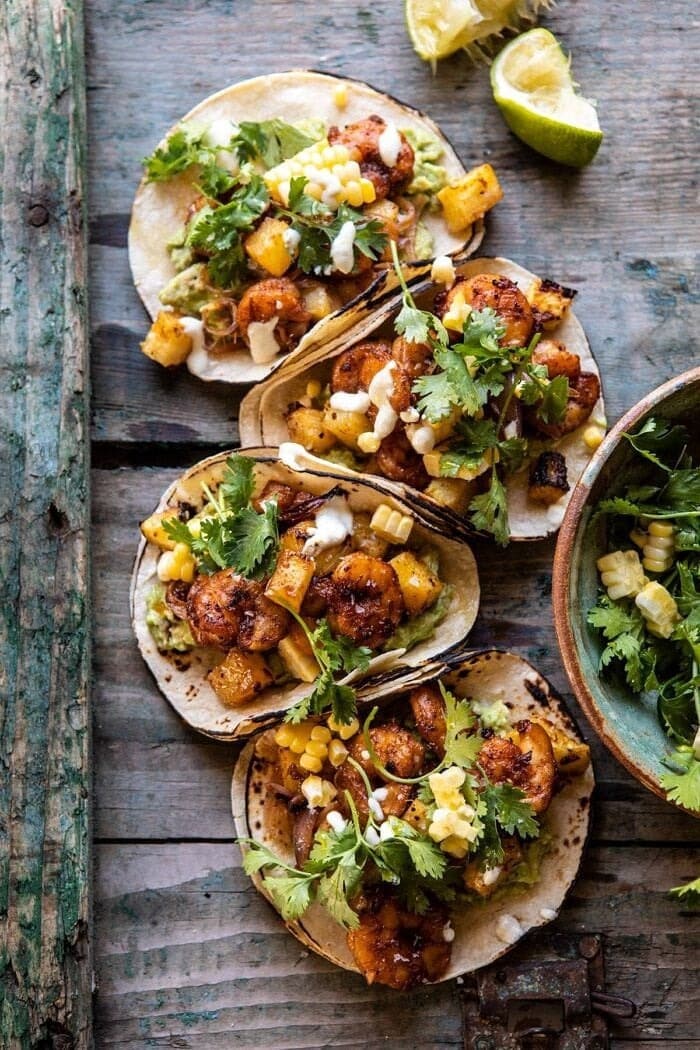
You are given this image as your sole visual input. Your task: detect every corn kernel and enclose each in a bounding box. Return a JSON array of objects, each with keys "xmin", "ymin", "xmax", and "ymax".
[
  {"xmin": 305, "ymin": 739, "xmax": 328, "ymax": 759},
  {"xmin": 328, "ymin": 714, "xmax": 360, "ymax": 740},
  {"xmin": 306, "ymin": 379, "xmax": 322, "ymax": 400},
  {"xmin": 583, "ymin": 425, "xmax": 606, "ymax": 450},
  {"xmin": 333, "ymin": 83, "xmax": 348, "ymax": 109},
  {"xmin": 635, "ymin": 580, "xmax": 680, "ymax": 638},
  {"xmin": 156, "ymin": 542, "xmax": 196, "ymax": 583},
  {"xmin": 357, "ymin": 431, "xmax": 381, "ymax": 454},
  {"xmin": 310, "ymin": 725, "xmax": 332, "ymax": 743},
  {"xmin": 345, "ymin": 181, "xmax": 363, "ymax": 207},
  {"xmin": 596, "ymin": 549, "xmax": 646, "ymax": 600},
  {"xmin": 299, "ymin": 753, "xmax": 323, "ymax": 773},
  {"xmin": 301, "ymin": 775, "xmax": 337, "ymax": 808},
  {"xmin": 328, "ymin": 739, "xmax": 349, "ymax": 766},
  {"xmin": 642, "ymin": 557, "xmax": 672, "ymax": 573},
  {"xmin": 370, "ymin": 504, "xmax": 414, "ymax": 544},
  {"xmin": 648, "ymin": 521, "xmax": 675, "ymax": 538},
  {"xmin": 630, "ymin": 528, "xmax": 647, "ymax": 549},
  {"xmin": 274, "ymin": 724, "xmax": 295, "ymax": 748},
  {"xmin": 360, "ymin": 178, "xmax": 376, "ymax": 204},
  {"xmin": 287, "ymin": 723, "xmax": 314, "ymax": 754}
]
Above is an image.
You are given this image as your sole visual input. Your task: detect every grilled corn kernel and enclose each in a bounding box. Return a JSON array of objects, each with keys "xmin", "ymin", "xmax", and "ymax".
[
  {"xmin": 333, "ymin": 83, "xmax": 348, "ymax": 108},
  {"xmin": 310, "ymin": 725, "xmax": 332, "ymax": 743},
  {"xmin": 328, "ymin": 739, "xmax": 349, "ymax": 766},
  {"xmin": 357, "ymin": 431, "xmax": 381, "ymax": 454},
  {"xmin": 360, "ymin": 178, "xmax": 376, "ymax": 204},
  {"xmin": 299, "ymin": 752, "xmax": 323, "ymax": 773},
  {"xmin": 264, "ymin": 140, "xmax": 367, "ymax": 210},
  {"xmin": 305, "ymin": 738, "xmax": 328, "ymax": 760},
  {"xmin": 641, "ymin": 520, "xmax": 675, "ymax": 573},
  {"xmin": 279, "ymin": 722, "xmax": 314, "ymax": 754},
  {"xmin": 370, "ymin": 504, "xmax": 414, "ymax": 544},
  {"xmin": 306, "ymin": 379, "xmax": 322, "ymax": 400},
  {"xmin": 274, "ymin": 724, "xmax": 296, "ymax": 748},
  {"xmin": 635, "ymin": 581, "xmax": 680, "ymax": 638},
  {"xmin": 596, "ymin": 549, "xmax": 646, "ymax": 600},
  {"xmin": 301, "ymin": 775, "xmax": 337, "ymax": 808},
  {"xmin": 648, "ymin": 521, "xmax": 674, "ymax": 538},
  {"xmin": 327, "ymin": 714, "xmax": 360, "ymax": 740},
  {"xmin": 630, "ymin": 528, "xmax": 647, "ymax": 549},
  {"xmin": 156, "ymin": 543, "xmax": 196, "ymax": 583},
  {"xmin": 583, "ymin": 425, "xmax": 606, "ymax": 450}
]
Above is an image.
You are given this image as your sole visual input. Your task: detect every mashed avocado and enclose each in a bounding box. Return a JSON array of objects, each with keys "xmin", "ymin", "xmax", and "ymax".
[
  {"xmin": 146, "ymin": 584, "xmax": 195, "ymax": 652},
  {"xmin": 413, "ymin": 221, "xmax": 434, "ymax": 260},
  {"xmin": 322, "ymin": 447, "xmax": 365, "ymax": 471},
  {"xmin": 384, "ymin": 583, "xmax": 453, "ymax": 652},
  {"xmin": 159, "ymin": 262, "xmax": 213, "ymax": 316},
  {"xmin": 471, "ymin": 698, "xmax": 511, "ymax": 735},
  {"xmin": 293, "ymin": 117, "xmax": 326, "ymax": 143},
  {"xmin": 167, "ymin": 227, "xmax": 196, "ymax": 272},
  {"xmin": 462, "ymin": 830, "xmax": 553, "ymax": 907},
  {"xmin": 403, "ymin": 127, "xmax": 448, "ymax": 195}
]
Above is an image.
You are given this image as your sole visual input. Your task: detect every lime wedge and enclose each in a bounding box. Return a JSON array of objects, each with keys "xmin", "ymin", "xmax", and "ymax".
[
  {"xmin": 491, "ymin": 28, "xmax": 603, "ymax": 167},
  {"xmin": 405, "ymin": 0, "xmax": 484, "ymax": 62}
]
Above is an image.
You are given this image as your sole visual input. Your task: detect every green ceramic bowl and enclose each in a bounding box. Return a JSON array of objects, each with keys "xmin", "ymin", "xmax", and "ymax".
[{"xmin": 553, "ymin": 366, "xmax": 700, "ymax": 811}]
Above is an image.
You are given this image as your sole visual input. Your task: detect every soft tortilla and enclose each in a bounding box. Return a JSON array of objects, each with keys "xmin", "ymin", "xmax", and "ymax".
[
  {"xmin": 128, "ymin": 70, "xmax": 483, "ymax": 384},
  {"xmin": 239, "ymin": 256, "xmax": 605, "ymax": 541},
  {"xmin": 232, "ymin": 648, "xmax": 594, "ymax": 981},
  {"xmin": 131, "ymin": 447, "xmax": 480, "ymax": 740}
]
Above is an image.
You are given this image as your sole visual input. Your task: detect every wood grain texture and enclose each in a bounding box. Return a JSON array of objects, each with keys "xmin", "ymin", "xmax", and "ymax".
[
  {"xmin": 85, "ymin": 0, "xmax": 699, "ymax": 1044},
  {"xmin": 0, "ymin": 1, "xmax": 92, "ymax": 1046}
]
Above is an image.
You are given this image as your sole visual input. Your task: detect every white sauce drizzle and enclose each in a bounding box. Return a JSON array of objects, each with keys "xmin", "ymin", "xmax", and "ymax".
[
  {"xmin": 247, "ymin": 317, "xmax": 280, "ymax": 364},
  {"xmin": 329, "ymin": 220, "xmax": 356, "ymax": 274},
  {"xmin": 204, "ymin": 118, "xmax": 240, "ymax": 173},
  {"xmin": 400, "ymin": 407, "xmax": 420, "ymax": 424},
  {"xmin": 180, "ymin": 316, "xmax": 208, "ymax": 373},
  {"xmin": 364, "ymin": 826, "xmax": 381, "ymax": 847},
  {"xmin": 406, "ymin": 423, "xmax": 436, "ymax": 455},
  {"xmin": 443, "ymin": 923, "xmax": 456, "ymax": 943},
  {"xmin": 302, "ymin": 495, "xmax": 354, "ymax": 556},
  {"xmin": 540, "ymin": 907, "xmax": 557, "ymax": 921},
  {"xmin": 326, "ymin": 810, "xmax": 347, "ymax": 833},
  {"xmin": 482, "ymin": 865, "xmax": 503, "ymax": 887},
  {"xmin": 378, "ymin": 123, "xmax": 402, "ymax": 167},
  {"xmin": 329, "ymin": 389, "xmax": 371, "ymax": 413},
  {"xmin": 282, "ymin": 227, "xmax": 301, "ymax": 253},
  {"xmin": 368, "ymin": 797, "xmax": 385, "ymax": 822},
  {"xmin": 362, "ymin": 361, "xmax": 399, "ymax": 444}
]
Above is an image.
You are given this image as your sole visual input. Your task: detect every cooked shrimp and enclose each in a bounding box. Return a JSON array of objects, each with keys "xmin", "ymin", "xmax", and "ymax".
[
  {"xmin": 391, "ymin": 335, "xmax": 435, "ymax": 379},
  {"xmin": 376, "ymin": 427, "xmax": 430, "ymax": 490},
  {"xmin": 237, "ymin": 277, "xmax": 311, "ymax": 352},
  {"xmin": 330, "ymin": 342, "xmax": 391, "ymax": 393},
  {"xmin": 186, "ymin": 569, "xmax": 289, "ymax": 651},
  {"xmin": 326, "ymin": 552, "xmax": 404, "ymax": 648},
  {"xmin": 165, "ymin": 580, "xmax": 190, "ymax": 620},
  {"xmin": 531, "ymin": 339, "xmax": 581, "ymax": 383},
  {"xmin": 409, "ymin": 684, "xmax": 447, "ymax": 757},
  {"xmin": 335, "ymin": 722, "xmax": 424, "ymax": 823},
  {"xmin": 440, "ymin": 274, "xmax": 534, "ymax": 348},
  {"xmin": 252, "ymin": 482, "xmax": 325, "ymax": 526},
  {"xmin": 328, "ymin": 115, "xmax": 414, "ymax": 200},
  {"xmin": 478, "ymin": 720, "xmax": 556, "ymax": 814},
  {"xmin": 530, "ymin": 371, "xmax": 601, "ymax": 439},
  {"xmin": 347, "ymin": 888, "xmax": 451, "ymax": 989}
]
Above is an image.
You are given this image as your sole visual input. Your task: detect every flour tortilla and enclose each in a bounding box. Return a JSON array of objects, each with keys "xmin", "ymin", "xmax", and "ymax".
[
  {"xmin": 239, "ymin": 256, "xmax": 605, "ymax": 541},
  {"xmin": 232, "ymin": 649, "xmax": 594, "ymax": 981},
  {"xmin": 129, "ymin": 70, "xmax": 483, "ymax": 384},
  {"xmin": 131, "ymin": 447, "xmax": 480, "ymax": 740}
]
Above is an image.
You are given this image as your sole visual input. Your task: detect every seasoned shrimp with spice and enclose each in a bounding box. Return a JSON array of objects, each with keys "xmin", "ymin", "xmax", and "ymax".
[
  {"xmin": 478, "ymin": 719, "xmax": 556, "ymax": 813},
  {"xmin": 326, "ymin": 551, "xmax": 405, "ymax": 648},
  {"xmin": 185, "ymin": 569, "xmax": 289, "ymax": 651},
  {"xmin": 328, "ymin": 115, "xmax": 415, "ymax": 199},
  {"xmin": 237, "ymin": 277, "xmax": 311, "ymax": 353},
  {"xmin": 334, "ymin": 721, "xmax": 424, "ymax": 822},
  {"xmin": 438, "ymin": 273, "xmax": 535, "ymax": 348}
]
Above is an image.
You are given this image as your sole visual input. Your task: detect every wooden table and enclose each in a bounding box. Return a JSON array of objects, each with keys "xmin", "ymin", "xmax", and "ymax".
[{"xmin": 3, "ymin": 0, "xmax": 699, "ymax": 1045}]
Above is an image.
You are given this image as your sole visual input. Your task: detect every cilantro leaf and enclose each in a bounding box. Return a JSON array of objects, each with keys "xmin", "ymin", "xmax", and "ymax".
[
  {"xmin": 487, "ymin": 783, "xmax": 539, "ymax": 838},
  {"xmin": 162, "ymin": 517, "xmax": 194, "ymax": 546},
  {"xmin": 143, "ymin": 124, "xmax": 208, "ymax": 182},
  {"xmin": 185, "ymin": 176, "xmax": 270, "ymax": 287},
  {"xmin": 439, "ymin": 419, "xmax": 499, "ymax": 477},
  {"xmin": 625, "ymin": 418, "xmax": 688, "ymax": 471},
  {"xmin": 218, "ymin": 454, "xmax": 255, "ymax": 513},
  {"xmin": 225, "ymin": 502, "xmax": 280, "ymax": 579},
  {"xmin": 461, "ymin": 307, "xmax": 505, "ymax": 351},
  {"xmin": 660, "ymin": 755, "xmax": 700, "ymax": 812},
  {"xmin": 241, "ymin": 841, "xmax": 290, "ymax": 876},
  {"xmin": 316, "ymin": 861, "xmax": 363, "ymax": 928},
  {"xmin": 440, "ymin": 684, "xmax": 482, "ymax": 768},
  {"xmin": 232, "ymin": 120, "xmax": 318, "ymax": 167},
  {"xmin": 262, "ymin": 873, "xmax": 315, "ymax": 920},
  {"xmin": 538, "ymin": 374, "xmax": 570, "ymax": 424},
  {"xmin": 284, "ymin": 620, "xmax": 372, "ymax": 725},
  {"xmin": 389, "ymin": 821, "xmax": 447, "ymax": 880},
  {"xmin": 469, "ymin": 471, "xmax": 510, "ymax": 546},
  {"xmin": 588, "ymin": 595, "xmax": 649, "ymax": 691},
  {"xmin": 669, "ymin": 875, "xmax": 700, "ymax": 908}
]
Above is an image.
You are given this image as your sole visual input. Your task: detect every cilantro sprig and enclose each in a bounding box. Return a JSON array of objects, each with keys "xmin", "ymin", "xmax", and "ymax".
[
  {"xmin": 231, "ymin": 120, "xmax": 319, "ymax": 167},
  {"xmin": 163, "ymin": 454, "xmax": 279, "ymax": 578},
  {"xmin": 184, "ymin": 175, "xmax": 270, "ymax": 287},
  {"xmin": 283, "ymin": 616, "xmax": 372, "ymax": 726}
]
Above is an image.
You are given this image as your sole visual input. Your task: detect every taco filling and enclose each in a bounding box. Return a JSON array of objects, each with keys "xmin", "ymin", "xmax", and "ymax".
[
  {"xmin": 280, "ymin": 254, "xmax": 604, "ymax": 544},
  {"xmin": 238, "ymin": 669, "xmax": 591, "ymax": 989},
  {"xmin": 138, "ymin": 452, "xmax": 469, "ymax": 726},
  {"xmin": 134, "ymin": 82, "xmax": 502, "ymax": 377}
]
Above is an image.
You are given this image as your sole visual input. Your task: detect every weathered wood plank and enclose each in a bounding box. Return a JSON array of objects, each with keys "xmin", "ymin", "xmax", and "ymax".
[
  {"xmin": 93, "ymin": 842, "xmax": 699, "ymax": 1047},
  {"xmin": 92, "ymin": 467, "xmax": 699, "ymax": 844},
  {"xmin": 0, "ymin": 1, "xmax": 92, "ymax": 1046},
  {"xmin": 86, "ymin": 0, "xmax": 699, "ymax": 445}
]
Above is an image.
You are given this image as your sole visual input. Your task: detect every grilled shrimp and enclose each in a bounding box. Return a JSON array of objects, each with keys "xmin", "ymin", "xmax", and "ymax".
[
  {"xmin": 440, "ymin": 274, "xmax": 534, "ymax": 348},
  {"xmin": 165, "ymin": 580, "xmax": 190, "ymax": 620},
  {"xmin": 531, "ymin": 338, "xmax": 581, "ymax": 382},
  {"xmin": 409, "ymin": 684, "xmax": 447, "ymax": 757},
  {"xmin": 185, "ymin": 569, "xmax": 289, "ymax": 651},
  {"xmin": 328, "ymin": 115, "xmax": 414, "ymax": 200},
  {"xmin": 347, "ymin": 887, "xmax": 451, "ymax": 990},
  {"xmin": 326, "ymin": 552, "xmax": 404, "ymax": 648},
  {"xmin": 330, "ymin": 342, "xmax": 391, "ymax": 393},
  {"xmin": 335, "ymin": 723, "xmax": 424, "ymax": 822},
  {"xmin": 391, "ymin": 335, "xmax": 435, "ymax": 379},
  {"xmin": 530, "ymin": 372, "xmax": 601, "ymax": 440},
  {"xmin": 478, "ymin": 720, "xmax": 556, "ymax": 814},
  {"xmin": 237, "ymin": 277, "xmax": 311, "ymax": 352},
  {"xmin": 376, "ymin": 427, "xmax": 430, "ymax": 490},
  {"xmin": 252, "ymin": 481, "xmax": 325, "ymax": 527}
]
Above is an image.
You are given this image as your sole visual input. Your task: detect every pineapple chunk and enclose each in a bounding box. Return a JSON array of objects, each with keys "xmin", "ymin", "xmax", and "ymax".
[
  {"xmin": 244, "ymin": 217, "xmax": 295, "ymax": 277},
  {"xmin": 423, "ymin": 448, "xmax": 497, "ymax": 481},
  {"xmin": 527, "ymin": 278, "xmax": 576, "ymax": 330},
  {"xmin": 437, "ymin": 164, "xmax": 503, "ymax": 234},
  {"xmin": 140, "ymin": 509, "xmax": 181, "ymax": 551},
  {"xmin": 389, "ymin": 551, "xmax": 443, "ymax": 616},
  {"xmin": 287, "ymin": 406, "xmax": 337, "ymax": 454},
  {"xmin": 302, "ymin": 282, "xmax": 341, "ymax": 320},
  {"xmin": 141, "ymin": 311, "xmax": 193, "ymax": 367},
  {"xmin": 322, "ymin": 405, "xmax": 371, "ymax": 450},
  {"xmin": 208, "ymin": 650, "xmax": 273, "ymax": 706},
  {"xmin": 264, "ymin": 550, "xmax": 316, "ymax": 613},
  {"xmin": 278, "ymin": 622, "xmax": 320, "ymax": 683},
  {"xmin": 424, "ymin": 477, "xmax": 473, "ymax": 514}
]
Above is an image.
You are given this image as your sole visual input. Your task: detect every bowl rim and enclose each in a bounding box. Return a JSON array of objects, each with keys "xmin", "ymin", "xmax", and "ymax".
[{"xmin": 553, "ymin": 365, "xmax": 700, "ymax": 812}]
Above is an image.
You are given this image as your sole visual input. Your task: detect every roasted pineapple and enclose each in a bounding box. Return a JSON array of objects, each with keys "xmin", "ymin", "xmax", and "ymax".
[
  {"xmin": 531, "ymin": 718, "xmax": 591, "ymax": 777},
  {"xmin": 140, "ymin": 509, "xmax": 181, "ymax": 551},
  {"xmin": 278, "ymin": 621, "xmax": 319, "ymax": 683},
  {"xmin": 265, "ymin": 550, "xmax": 316, "ymax": 613},
  {"xmin": 141, "ymin": 311, "xmax": 193, "ymax": 367},
  {"xmin": 322, "ymin": 405, "xmax": 371, "ymax": 450},
  {"xmin": 244, "ymin": 217, "xmax": 295, "ymax": 276},
  {"xmin": 286, "ymin": 406, "xmax": 337, "ymax": 454},
  {"xmin": 437, "ymin": 163, "xmax": 503, "ymax": 234},
  {"xmin": 389, "ymin": 551, "xmax": 443, "ymax": 616},
  {"xmin": 423, "ymin": 448, "xmax": 497, "ymax": 481},
  {"xmin": 208, "ymin": 650, "xmax": 273, "ymax": 706},
  {"xmin": 301, "ymin": 281, "xmax": 342, "ymax": 320},
  {"xmin": 424, "ymin": 477, "xmax": 474, "ymax": 514},
  {"xmin": 527, "ymin": 278, "xmax": 577, "ymax": 330}
]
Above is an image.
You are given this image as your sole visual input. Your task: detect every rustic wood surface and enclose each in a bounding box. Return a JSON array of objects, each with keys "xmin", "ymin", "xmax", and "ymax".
[
  {"xmin": 86, "ymin": 0, "xmax": 699, "ymax": 1046},
  {"xmin": 0, "ymin": 2, "xmax": 92, "ymax": 1047}
]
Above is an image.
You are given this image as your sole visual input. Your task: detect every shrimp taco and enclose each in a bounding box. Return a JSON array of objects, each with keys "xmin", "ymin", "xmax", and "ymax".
[
  {"xmin": 131, "ymin": 448, "xmax": 480, "ymax": 740},
  {"xmin": 130, "ymin": 70, "xmax": 502, "ymax": 383},
  {"xmin": 232, "ymin": 650, "xmax": 593, "ymax": 988},
  {"xmin": 240, "ymin": 256, "xmax": 606, "ymax": 542}
]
